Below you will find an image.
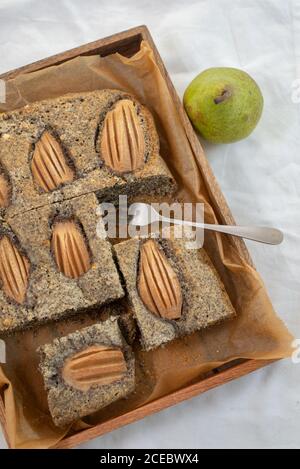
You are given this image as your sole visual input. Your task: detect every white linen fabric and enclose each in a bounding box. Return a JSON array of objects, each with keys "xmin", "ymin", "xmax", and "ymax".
[{"xmin": 0, "ymin": 0, "xmax": 299, "ymax": 450}]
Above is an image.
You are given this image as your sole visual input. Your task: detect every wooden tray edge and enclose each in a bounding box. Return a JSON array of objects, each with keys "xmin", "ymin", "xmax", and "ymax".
[
  {"xmin": 52, "ymin": 358, "xmax": 276, "ymax": 449},
  {"xmin": 0, "ymin": 26, "xmax": 146, "ymax": 80}
]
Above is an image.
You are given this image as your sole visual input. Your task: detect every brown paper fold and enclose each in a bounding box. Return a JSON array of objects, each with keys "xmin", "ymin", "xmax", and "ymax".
[{"xmin": 0, "ymin": 41, "xmax": 294, "ymax": 449}]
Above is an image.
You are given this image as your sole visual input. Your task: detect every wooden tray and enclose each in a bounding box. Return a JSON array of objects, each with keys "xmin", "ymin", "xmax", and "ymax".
[{"xmin": 0, "ymin": 25, "xmax": 275, "ymax": 449}]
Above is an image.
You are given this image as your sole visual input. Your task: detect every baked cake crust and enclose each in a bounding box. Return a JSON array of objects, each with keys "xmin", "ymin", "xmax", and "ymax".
[{"xmin": 38, "ymin": 319, "xmax": 135, "ymax": 427}]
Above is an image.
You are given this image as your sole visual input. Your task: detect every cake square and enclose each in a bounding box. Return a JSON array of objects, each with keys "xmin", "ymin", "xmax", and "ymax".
[
  {"xmin": 38, "ymin": 319, "xmax": 135, "ymax": 427},
  {"xmin": 115, "ymin": 227, "xmax": 236, "ymax": 350},
  {"xmin": 0, "ymin": 90, "xmax": 176, "ymax": 220},
  {"xmin": 0, "ymin": 193, "xmax": 124, "ymax": 334}
]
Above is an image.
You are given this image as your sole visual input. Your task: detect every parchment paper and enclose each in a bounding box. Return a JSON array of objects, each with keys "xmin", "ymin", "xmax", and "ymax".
[{"xmin": 0, "ymin": 41, "xmax": 294, "ymax": 449}]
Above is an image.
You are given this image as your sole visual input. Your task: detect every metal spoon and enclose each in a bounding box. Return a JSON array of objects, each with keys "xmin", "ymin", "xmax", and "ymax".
[{"xmin": 127, "ymin": 203, "xmax": 284, "ymax": 245}]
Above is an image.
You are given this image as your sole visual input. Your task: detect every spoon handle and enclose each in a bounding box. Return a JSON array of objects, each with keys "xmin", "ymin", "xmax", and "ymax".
[{"xmin": 161, "ymin": 217, "xmax": 284, "ymax": 245}]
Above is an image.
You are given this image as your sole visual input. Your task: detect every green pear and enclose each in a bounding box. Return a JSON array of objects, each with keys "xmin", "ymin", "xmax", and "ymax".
[{"xmin": 183, "ymin": 67, "xmax": 264, "ymax": 143}]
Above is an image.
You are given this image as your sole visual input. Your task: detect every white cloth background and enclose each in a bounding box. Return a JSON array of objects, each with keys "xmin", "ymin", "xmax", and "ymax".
[{"xmin": 0, "ymin": 0, "xmax": 299, "ymax": 450}]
